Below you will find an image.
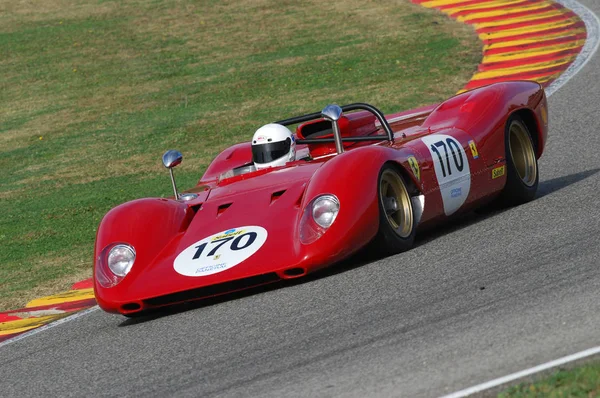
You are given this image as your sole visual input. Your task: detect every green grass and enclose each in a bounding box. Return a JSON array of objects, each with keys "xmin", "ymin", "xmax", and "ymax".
[
  {"xmin": 0, "ymin": 0, "xmax": 481, "ymax": 310},
  {"xmin": 499, "ymin": 361, "xmax": 600, "ymax": 397}
]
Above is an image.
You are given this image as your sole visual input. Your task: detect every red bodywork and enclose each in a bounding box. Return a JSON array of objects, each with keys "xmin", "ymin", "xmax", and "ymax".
[{"xmin": 94, "ymin": 81, "xmax": 548, "ymax": 315}]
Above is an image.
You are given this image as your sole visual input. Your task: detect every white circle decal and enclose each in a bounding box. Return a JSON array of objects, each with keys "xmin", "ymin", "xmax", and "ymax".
[{"xmin": 174, "ymin": 226, "xmax": 268, "ymax": 277}]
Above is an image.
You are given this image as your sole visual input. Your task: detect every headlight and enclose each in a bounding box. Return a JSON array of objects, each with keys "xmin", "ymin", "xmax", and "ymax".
[
  {"xmin": 312, "ymin": 195, "xmax": 340, "ymax": 228},
  {"xmin": 96, "ymin": 243, "xmax": 136, "ymax": 288},
  {"xmin": 107, "ymin": 244, "xmax": 136, "ymax": 276},
  {"xmin": 299, "ymin": 194, "xmax": 340, "ymax": 245}
]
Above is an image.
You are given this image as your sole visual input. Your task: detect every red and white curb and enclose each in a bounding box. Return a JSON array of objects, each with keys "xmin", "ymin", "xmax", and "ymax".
[
  {"xmin": 0, "ymin": 279, "xmax": 95, "ymax": 344},
  {"xmin": 411, "ymin": 0, "xmax": 592, "ymax": 92}
]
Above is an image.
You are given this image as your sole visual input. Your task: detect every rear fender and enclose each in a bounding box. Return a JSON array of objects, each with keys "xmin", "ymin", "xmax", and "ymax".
[
  {"xmin": 423, "ymin": 81, "xmax": 545, "ymax": 164},
  {"xmin": 521, "ymin": 91, "xmax": 548, "ymax": 158}
]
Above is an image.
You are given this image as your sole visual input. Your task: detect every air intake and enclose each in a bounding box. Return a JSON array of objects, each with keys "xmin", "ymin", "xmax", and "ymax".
[
  {"xmin": 217, "ymin": 202, "xmax": 232, "ymax": 216},
  {"xmin": 270, "ymin": 190, "xmax": 286, "ymax": 204}
]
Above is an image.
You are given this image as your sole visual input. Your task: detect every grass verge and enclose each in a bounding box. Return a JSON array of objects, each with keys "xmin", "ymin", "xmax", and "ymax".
[
  {"xmin": 0, "ymin": 0, "xmax": 481, "ymax": 311},
  {"xmin": 499, "ymin": 361, "xmax": 600, "ymax": 397}
]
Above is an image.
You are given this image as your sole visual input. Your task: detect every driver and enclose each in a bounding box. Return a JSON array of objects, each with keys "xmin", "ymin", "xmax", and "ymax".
[{"xmin": 251, "ymin": 123, "xmax": 296, "ymax": 169}]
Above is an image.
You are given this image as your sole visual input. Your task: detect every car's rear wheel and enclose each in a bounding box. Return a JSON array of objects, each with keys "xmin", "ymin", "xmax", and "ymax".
[
  {"xmin": 371, "ymin": 164, "xmax": 416, "ymax": 255},
  {"xmin": 500, "ymin": 114, "xmax": 539, "ymax": 205}
]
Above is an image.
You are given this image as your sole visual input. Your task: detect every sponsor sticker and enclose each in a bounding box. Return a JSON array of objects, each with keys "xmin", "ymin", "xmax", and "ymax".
[
  {"xmin": 492, "ymin": 165, "xmax": 506, "ymax": 179},
  {"xmin": 212, "ymin": 228, "xmax": 245, "ymax": 241},
  {"xmin": 468, "ymin": 140, "xmax": 479, "ymax": 159},
  {"xmin": 407, "ymin": 156, "xmax": 420, "ymax": 181},
  {"xmin": 174, "ymin": 226, "xmax": 268, "ymax": 277},
  {"xmin": 451, "ymin": 187, "xmax": 462, "ymax": 198},
  {"xmin": 254, "ymin": 135, "xmax": 268, "ymax": 144}
]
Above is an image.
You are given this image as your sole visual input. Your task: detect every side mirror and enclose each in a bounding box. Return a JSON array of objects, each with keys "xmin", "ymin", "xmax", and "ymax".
[
  {"xmin": 162, "ymin": 150, "xmax": 183, "ymax": 169},
  {"xmin": 321, "ymin": 104, "xmax": 344, "ymax": 154},
  {"xmin": 321, "ymin": 104, "xmax": 343, "ymax": 122},
  {"xmin": 161, "ymin": 150, "xmax": 183, "ymax": 199}
]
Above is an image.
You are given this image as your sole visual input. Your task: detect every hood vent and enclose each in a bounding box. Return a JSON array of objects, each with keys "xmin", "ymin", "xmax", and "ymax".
[
  {"xmin": 270, "ymin": 190, "xmax": 286, "ymax": 204},
  {"xmin": 217, "ymin": 202, "xmax": 232, "ymax": 216},
  {"xmin": 190, "ymin": 204, "xmax": 202, "ymax": 214}
]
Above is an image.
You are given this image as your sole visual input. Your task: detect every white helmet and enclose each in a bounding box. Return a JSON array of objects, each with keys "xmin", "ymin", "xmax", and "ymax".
[{"xmin": 251, "ymin": 123, "xmax": 296, "ymax": 169}]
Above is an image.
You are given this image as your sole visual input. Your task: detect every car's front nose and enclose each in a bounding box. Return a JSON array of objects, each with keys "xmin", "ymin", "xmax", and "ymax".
[{"xmin": 95, "ymin": 180, "xmax": 314, "ymax": 314}]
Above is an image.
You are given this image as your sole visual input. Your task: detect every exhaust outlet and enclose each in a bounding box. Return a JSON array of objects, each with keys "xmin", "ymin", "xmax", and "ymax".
[{"xmin": 121, "ymin": 302, "xmax": 142, "ymax": 312}]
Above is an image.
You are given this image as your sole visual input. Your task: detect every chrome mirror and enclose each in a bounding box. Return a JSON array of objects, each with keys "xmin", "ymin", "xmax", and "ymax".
[
  {"xmin": 321, "ymin": 104, "xmax": 344, "ymax": 154},
  {"xmin": 161, "ymin": 150, "xmax": 183, "ymax": 199},
  {"xmin": 162, "ymin": 150, "xmax": 183, "ymax": 169},
  {"xmin": 321, "ymin": 104, "xmax": 343, "ymax": 122}
]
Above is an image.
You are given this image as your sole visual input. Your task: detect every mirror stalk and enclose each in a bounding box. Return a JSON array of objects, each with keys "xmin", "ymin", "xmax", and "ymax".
[
  {"xmin": 321, "ymin": 104, "xmax": 344, "ymax": 154},
  {"xmin": 332, "ymin": 122, "xmax": 344, "ymax": 154},
  {"xmin": 169, "ymin": 168, "xmax": 179, "ymax": 200},
  {"xmin": 162, "ymin": 150, "xmax": 183, "ymax": 200}
]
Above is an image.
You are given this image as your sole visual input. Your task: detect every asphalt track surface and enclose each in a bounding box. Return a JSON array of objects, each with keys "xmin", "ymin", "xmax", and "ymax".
[{"xmin": 2, "ymin": 5, "xmax": 600, "ymax": 398}]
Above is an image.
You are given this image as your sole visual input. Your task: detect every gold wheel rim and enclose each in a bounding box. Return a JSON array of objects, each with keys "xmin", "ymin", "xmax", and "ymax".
[
  {"xmin": 509, "ymin": 121, "xmax": 537, "ymax": 187},
  {"xmin": 380, "ymin": 170, "xmax": 413, "ymax": 238}
]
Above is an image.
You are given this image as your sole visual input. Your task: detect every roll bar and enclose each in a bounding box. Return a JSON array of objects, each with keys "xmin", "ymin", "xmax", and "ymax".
[{"xmin": 275, "ymin": 103, "xmax": 395, "ymax": 152}]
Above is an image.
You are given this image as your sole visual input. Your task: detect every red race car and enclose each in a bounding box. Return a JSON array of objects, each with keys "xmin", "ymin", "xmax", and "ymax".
[{"xmin": 94, "ymin": 81, "xmax": 547, "ymax": 316}]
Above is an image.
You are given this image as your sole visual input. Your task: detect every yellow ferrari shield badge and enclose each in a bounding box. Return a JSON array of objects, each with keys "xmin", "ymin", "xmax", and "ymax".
[
  {"xmin": 407, "ymin": 156, "xmax": 420, "ymax": 181},
  {"xmin": 468, "ymin": 140, "xmax": 479, "ymax": 159}
]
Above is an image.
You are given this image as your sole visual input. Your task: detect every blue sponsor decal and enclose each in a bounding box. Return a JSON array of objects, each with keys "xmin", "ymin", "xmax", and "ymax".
[
  {"xmin": 196, "ymin": 263, "xmax": 227, "ymax": 274},
  {"xmin": 451, "ymin": 188, "xmax": 462, "ymax": 198},
  {"xmin": 224, "ymin": 228, "xmax": 236, "ymax": 235}
]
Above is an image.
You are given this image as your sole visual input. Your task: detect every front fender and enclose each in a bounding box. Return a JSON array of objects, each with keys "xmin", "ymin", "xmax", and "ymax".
[
  {"xmin": 93, "ymin": 198, "xmax": 195, "ymax": 307},
  {"xmin": 300, "ymin": 146, "xmax": 402, "ymax": 259}
]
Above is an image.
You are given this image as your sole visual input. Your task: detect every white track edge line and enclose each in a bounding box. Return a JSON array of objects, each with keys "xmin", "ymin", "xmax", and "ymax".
[
  {"xmin": 545, "ymin": 0, "xmax": 600, "ymax": 97},
  {"xmin": 439, "ymin": 346, "xmax": 600, "ymax": 398},
  {"xmin": 0, "ymin": 306, "xmax": 99, "ymax": 349}
]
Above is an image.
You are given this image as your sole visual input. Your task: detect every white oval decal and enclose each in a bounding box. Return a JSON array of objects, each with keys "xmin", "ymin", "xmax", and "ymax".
[
  {"xmin": 421, "ymin": 134, "xmax": 471, "ymax": 216},
  {"xmin": 174, "ymin": 226, "xmax": 268, "ymax": 277}
]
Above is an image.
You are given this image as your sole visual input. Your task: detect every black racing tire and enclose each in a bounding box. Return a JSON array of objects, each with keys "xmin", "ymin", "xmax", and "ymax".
[
  {"xmin": 499, "ymin": 114, "xmax": 539, "ymax": 206},
  {"xmin": 371, "ymin": 163, "xmax": 416, "ymax": 255}
]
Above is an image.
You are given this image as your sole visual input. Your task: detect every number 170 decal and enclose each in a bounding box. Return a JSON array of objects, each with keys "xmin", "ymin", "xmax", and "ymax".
[
  {"xmin": 429, "ymin": 138, "xmax": 464, "ymax": 177},
  {"xmin": 174, "ymin": 226, "xmax": 268, "ymax": 277},
  {"xmin": 421, "ymin": 134, "xmax": 471, "ymax": 216}
]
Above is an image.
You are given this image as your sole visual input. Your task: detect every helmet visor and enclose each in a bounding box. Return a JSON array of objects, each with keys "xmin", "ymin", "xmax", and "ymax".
[{"xmin": 252, "ymin": 138, "xmax": 291, "ymax": 164}]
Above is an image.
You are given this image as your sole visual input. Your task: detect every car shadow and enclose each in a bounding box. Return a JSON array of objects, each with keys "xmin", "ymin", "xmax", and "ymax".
[
  {"xmin": 536, "ymin": 168, "xmax": 599, "ymax": 198},
  {"xmin": 118, "ymin": 168, "xmax": 599, "ymax": 326},
  {"xmin": 412, "ymin": 167, "xmax": 600, "ymax": 249}
]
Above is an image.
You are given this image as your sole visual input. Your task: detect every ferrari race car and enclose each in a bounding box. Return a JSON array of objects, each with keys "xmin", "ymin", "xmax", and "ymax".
[{"xmin": 94, "ymin": 81, "xmax": 548, "ymax": 316}]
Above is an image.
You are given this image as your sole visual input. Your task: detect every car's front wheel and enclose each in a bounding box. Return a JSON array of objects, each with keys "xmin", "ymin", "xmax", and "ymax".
[{"xmin": 371, "ymin": 164, "xmax": 416, "ymax": 255}]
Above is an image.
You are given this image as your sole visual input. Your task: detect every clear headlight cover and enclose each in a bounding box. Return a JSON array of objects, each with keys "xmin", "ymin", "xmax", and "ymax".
[
  {"xmin": 107, "ymin": 244, "xmax": 136, "ymax": 276},
  {"xmin": 299, "ymin": 194, "xmax": 340, "ymax": 245},
  {"xmin": 312, "ymin": 195, "xmax": 340, "ymax": 228}
]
